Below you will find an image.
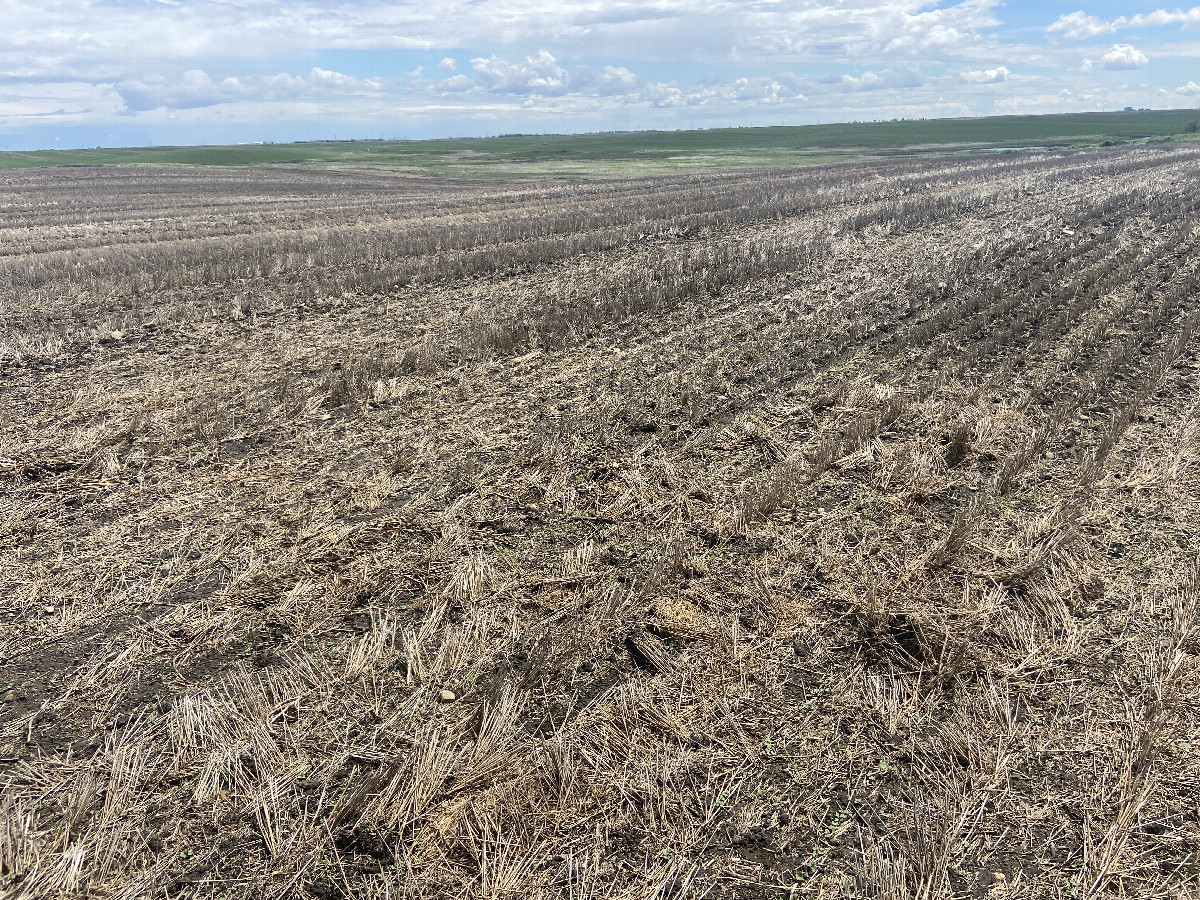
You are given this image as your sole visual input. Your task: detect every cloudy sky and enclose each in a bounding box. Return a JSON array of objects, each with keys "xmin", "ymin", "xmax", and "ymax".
[{"xmin": 2, "ymin": 0, "xmax": 1198, "ymax": 150}]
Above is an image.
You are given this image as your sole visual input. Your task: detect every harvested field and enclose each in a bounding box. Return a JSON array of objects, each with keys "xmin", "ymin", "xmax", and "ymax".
[{"xmin": 2, "ymin": 147, "xmax": 1200, "ymax": 898}]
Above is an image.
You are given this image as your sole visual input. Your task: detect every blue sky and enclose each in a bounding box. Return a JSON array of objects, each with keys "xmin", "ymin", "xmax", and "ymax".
[{"xmin": 1, "ymin": 0, "xmax": 1198, "ymax": 150}]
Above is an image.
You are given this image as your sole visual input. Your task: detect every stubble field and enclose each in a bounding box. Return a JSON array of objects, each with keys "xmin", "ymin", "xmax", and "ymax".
[{"xmin": 2, "ymin": 147, "xmax": 1200, "ymax": 899}]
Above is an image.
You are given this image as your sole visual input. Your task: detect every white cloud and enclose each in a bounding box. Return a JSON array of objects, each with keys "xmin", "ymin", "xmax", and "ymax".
[
  {"xmin": 260, "ymin": 68, "xmax": 384, "ymax": 98},
  {"xmin": 0, "ymin": 79, "xmax": 125, "ymax": 123},
  {"xmin": 840, "ymin": 69, "xmax": 921, "ymax": 92},
  {"xmin": 128, "ymin": 99, "xmax": 324, "ymax": 127},
  {"xmin": 762, "ymin": 77, "xmax": 807, "ymax": 103},
  {"xmin": 1102, "ymin": 44, "xmax": 1148, "ymax": 71},
  {"xmin": 439, "ymin": 74, "xmax": 475, "ymax": 92},
  {"xmin": 992, "ymin": 93, "xmax": 1066, "ymax": 114},
  {"xmin": 641, "ymin": 82, "xmax": 685, "ymax": 107},
  {"xmin": 1177, "ymin": 80, "xmax": 1200, "ymax": 95},
  {"xmin": 468, "ymin": 50, "xmax": 571, "ymax": 95},
  {"xmin": 746, "ymin": 0, "xmax": 1000, "ymax": 60},
  {"xmin": 597, "ymin": 65, "xmax": 641, "ymax": 95},
  {"xmin": 573, "ymin": 65, "xmax": 642, "ymax": 96},
  {"xmin": 427, "ymin": 52, "xmax": 807, "ymax": 109},
  {"xmin": 1047, "ymin": 12, "xmax": 1114, "ymax": 40},
  {"xmin": 841, "ymin": 72, "xmax": 884, "ymax": 91},
  {"xmin": 438, "ymin": 57, "xmax": 457, "ymax": 72},
  {"xmin": 119, "ymin": 69, "xmax": 247, "ymax": 111},
  {"xmin": 683, "ymin": 76, "xmax": 807, "ymax": 106},
  {"xmin": 423, "ymin": 54, "xmax": 815, "ymax": 112},
  {"xmin": 407, "ymin": 66, "xmax": 423, "ymax": 78},
  {"xmin": 1134, "ymin": 7, "xmax": 1200, "ymax": 26},
  {"xmin": 1080, "ymin": 58, "xmax": 1093, "ymax": 72},
  {"xmin": 309, "ymin": 67, "xmax": 380, "ymax": 90},
  {"xmin": 1049, "ymin": 7, "xmax": 1200, "ymax": 39},
  {"xmin": 959, "ymin": 65, "xmax": 1009, "ymax": 84},
  {"xmin": 118, "ymin": 67, "xmax": 383, "ymax": 112}
]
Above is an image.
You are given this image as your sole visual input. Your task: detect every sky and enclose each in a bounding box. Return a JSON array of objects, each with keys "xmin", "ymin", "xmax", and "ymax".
[{"xmin": 1, "ymin": 0, "xmax": 1198, "ymax": 150}]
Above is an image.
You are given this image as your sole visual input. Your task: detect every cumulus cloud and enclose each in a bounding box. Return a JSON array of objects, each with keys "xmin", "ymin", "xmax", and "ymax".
[
  {"xmin": 573, "ymin": 65, "xmax": 642, "ymax": 96},
  {"xmin": 468, "ymin": 50, "xmax": 571, "ymax": 95},
  {"xmin": 438, "ymin": 57, "xmax": 457, "ymax": 72},
  {"xmin": 841, "ymin": 72, "xmax": 885, "ymax": 91},
  {"xmin": 1177, "ymin": 80, "xmax": 1200, "ymax": 95},
  {"xmin": 959, "ymin": 66, "xmax": 1009, "ymax": 84},
  {"xmin": 761, "ymin": 76, "xmax": 807, "ymax": 103},
  {"xmin": 992, "ymin": 93, "xmax": 1076, "ymax": 115},
  {"xmin": 867, "ymin": 0, "xmax": 1000, "ymax": 54},
  {"xmin": 1129, "ymin": 6, "xmax": 1200, "ymax": 26},
  {"xmin": 435, "ymin": 51, "xmax": 637, "ymax": 99},
  {"xmin": 118, "ymin": 67, "xmax": 383, "ymax": 111},
  {"xmin": 309, "ymin": 67, "xmax": 379, "ymax": 90},
  {"xmin": 118, "ymin": 69, "xmax": 247, "ymax": 111},
  {"xmin": 1080, "ymin": 58, "xmax": 1093, "ymax": 72},
  {"xmin": 596, "ymin": 65, "xmax": 641, "ymax": 94},
  {"xmin": 641, "ymin": 82, "xmax": 685, "ymax": 107},
  {"xmin": 747, "ymin": 0, "xmax": 1000, "ymax": 60},
  {"xmin": 428, "ymin": 52, "xmax": 807, "ymax": 109},
  {"xmin": 1049, "ymin": 6, "xmax": 1200, "ymax": 38},
  {"xmin": 439, "ymin": 74, "xmax": 475, "ymax": 92},
  {"xmin": 684, "ymin": 76, "xmax": 807, "ymax": 106},
  {"xmin": 1047, "ymin": 12, "xmax": 1115, "ymax": 40},
  {"xmin": 1101, "ymin": 44, "xmax": 1148, "ymax": 70},
  {"xmin": 242, "ymin": 68, "xmax": 383, "ymax": 103},
  {"xmin": 840, "ymin": 69, "xmax": 921, "ymax": 92}
]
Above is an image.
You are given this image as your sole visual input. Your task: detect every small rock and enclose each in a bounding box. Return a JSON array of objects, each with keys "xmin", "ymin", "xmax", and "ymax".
[
  {"xmin": 438, "ymin": 689, "xmax": 456, "ymax": 703},
  {"xmin": 110, "ymin": 330, "xmax": 125, "ymax": 341},
  {"xmin": 43, "ymin": 606, "xmax": 56, "ymax": 615}
]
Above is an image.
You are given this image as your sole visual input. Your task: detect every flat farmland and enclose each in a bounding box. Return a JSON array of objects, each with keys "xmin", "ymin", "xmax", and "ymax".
[
  {"xmin": 2, "ymin": 147, "xmax": 1200, "ymax": 898},
  {"xmin": 2, "ymin": 109, "xmax": 1198, "ymax": 176}
]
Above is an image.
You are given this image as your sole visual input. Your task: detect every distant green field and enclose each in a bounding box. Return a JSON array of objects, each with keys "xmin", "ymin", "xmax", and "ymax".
[{"xmin": 3, "ymin": 109, "xmax": 1198, "ymax": 175}]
